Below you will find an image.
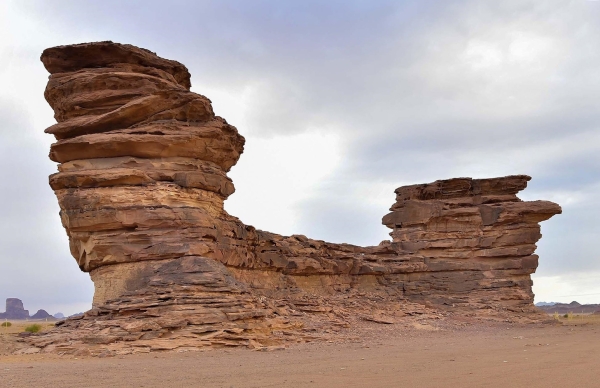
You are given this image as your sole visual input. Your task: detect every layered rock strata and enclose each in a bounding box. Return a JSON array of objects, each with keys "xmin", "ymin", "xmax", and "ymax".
[{"xmin": 29, "ymin": 42, "xmax": 561, "ymax": 355}]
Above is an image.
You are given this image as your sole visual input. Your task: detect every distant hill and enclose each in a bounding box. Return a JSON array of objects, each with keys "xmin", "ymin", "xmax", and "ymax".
[
  {"xmin": 31, "ymin": 309, "xmax": 55, "ymax": 320},
  {"xmin": 537, "ymin": 301, "xmax": 600, "ymax": 314},
  {"xmin": 535, "ymin": 302, "xmax": 557, "ymax": 307},
  {"xmin": 53, "ymin": 312, "xmax": 65, "ymax": 319}
]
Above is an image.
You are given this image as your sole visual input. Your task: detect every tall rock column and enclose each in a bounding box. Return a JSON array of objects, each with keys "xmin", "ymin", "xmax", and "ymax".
[
  {"xmin": 39, "ymin": 42, "xmax": 287, "ymax": 350},
  {"xmin": 41, "ymin": 42, "xmax": 248, "ymax": 303}
]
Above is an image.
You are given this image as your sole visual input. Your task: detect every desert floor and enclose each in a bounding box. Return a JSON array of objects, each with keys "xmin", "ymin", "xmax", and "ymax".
[{"xmin": 0, "ymin": 316, "xmax": 599, "ymax": 388}]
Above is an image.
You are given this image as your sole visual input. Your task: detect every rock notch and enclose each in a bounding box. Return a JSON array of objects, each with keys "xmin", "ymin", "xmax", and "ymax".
[{"xmin": 30, "ymin": 42, "xmax": 561, "ymax": 355}]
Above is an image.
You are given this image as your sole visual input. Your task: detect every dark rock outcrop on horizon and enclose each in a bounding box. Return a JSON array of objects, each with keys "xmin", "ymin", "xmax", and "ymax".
[
  {"xmin": 31, "ymin": 309, "xmax": 54, "ymax": 320},
  {"xmin": 0, "ymin": 298, "xmax": 29, "ymax": 320},
  {"xmin": 27, "ymin": 41, "xmax": 561, "ymax": 355},
  {"xmin": 537, "ymin": 301, "xmax": 600, "ymax": 314}
]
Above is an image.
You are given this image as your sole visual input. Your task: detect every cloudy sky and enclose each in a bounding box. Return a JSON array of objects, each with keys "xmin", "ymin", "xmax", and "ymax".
[{"xmin": 1, "ymin": 0, "xmax": 599, "ymax": 315}]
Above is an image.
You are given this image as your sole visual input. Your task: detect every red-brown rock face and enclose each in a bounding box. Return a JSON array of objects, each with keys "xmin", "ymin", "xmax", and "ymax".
[{"xmin": 31, "ymin": 42, "xmax": 561, "ymax": 355}]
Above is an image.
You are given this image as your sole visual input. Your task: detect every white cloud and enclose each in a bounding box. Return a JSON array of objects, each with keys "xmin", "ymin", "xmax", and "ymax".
[{"xmin": 226, "ymin": 130, "xmax": 343, "ymax": 235}]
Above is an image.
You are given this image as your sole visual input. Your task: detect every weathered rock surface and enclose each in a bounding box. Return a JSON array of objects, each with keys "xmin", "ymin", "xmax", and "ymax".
[
  {"xmin": 0, "ymin": 298, "xmax": 29, "ymax": 320},
  {"xmin": 29, "ymin": 42, "xmax": 561, "ymax": 355}
]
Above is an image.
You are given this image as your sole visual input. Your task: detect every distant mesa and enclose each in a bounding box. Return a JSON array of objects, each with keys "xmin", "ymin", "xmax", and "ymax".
[
  {"xmin": 0, "ymin": 298, "xmax": 29, "ymax": 320},
  {"xmin": 24, "ymin": 41, "xmax": 563, "ymax": 355}
]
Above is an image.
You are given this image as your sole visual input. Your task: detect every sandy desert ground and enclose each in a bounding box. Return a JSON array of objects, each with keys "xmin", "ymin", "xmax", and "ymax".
[{"xmin": 1, "ymin": 316, "xmax": 599, "ymax": 388}]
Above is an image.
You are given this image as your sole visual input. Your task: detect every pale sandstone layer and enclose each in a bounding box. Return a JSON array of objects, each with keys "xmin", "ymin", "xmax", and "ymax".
[{"xmin": 25, "ymin": 42, "xmax": 561, "ymax": 355}]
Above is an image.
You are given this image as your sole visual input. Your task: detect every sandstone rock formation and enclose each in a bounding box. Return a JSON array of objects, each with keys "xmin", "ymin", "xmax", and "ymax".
[
  {"xmin": 28, "ymin": 42, "xmax": 561, "ymax": 355},
  {"xmin": 0, "ymin": 298, "xmax": 30, "ymax": 320}
]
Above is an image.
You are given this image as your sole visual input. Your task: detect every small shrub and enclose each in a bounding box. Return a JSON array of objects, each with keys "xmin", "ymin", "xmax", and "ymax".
[
  {"xmin": 1, "ymin": 322, "xmax": 11, "ymax": 327},
  {"xmin": 563, "ymin": 313, "xmax": 569, "ymax": 318},
  {"xmin": 24, "ymin": 324, "xmax": 42, "ymax": 333}
]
